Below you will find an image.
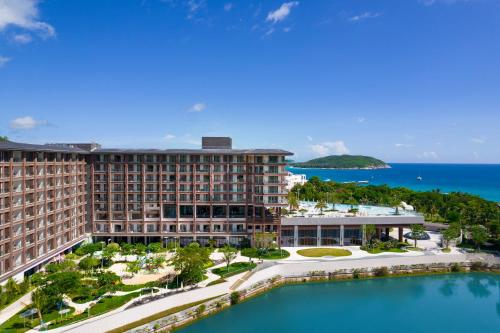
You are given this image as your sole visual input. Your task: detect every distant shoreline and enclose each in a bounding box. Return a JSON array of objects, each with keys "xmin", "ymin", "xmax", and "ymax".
[{"xmin": 289, "ymin": 165, "xmax": 391, "ymax": 170}]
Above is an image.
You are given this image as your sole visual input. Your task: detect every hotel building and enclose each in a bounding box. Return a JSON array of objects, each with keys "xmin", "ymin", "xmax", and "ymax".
[
  {"xmin": 89, "ymin": 137, "xmax": 292, "ymax": 247},
  {"xmin": 0, "ymin": 136, "xmax": 424, "ymax": 282},
  {"xmin": 0, "ymin": 141, "xmax": 88, "ymax": 282}
]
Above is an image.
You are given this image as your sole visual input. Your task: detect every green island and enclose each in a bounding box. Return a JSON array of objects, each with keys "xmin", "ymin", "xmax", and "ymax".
[{"xmin": 290, "ymin": 155, "xmax": 389, "ymax": 169}]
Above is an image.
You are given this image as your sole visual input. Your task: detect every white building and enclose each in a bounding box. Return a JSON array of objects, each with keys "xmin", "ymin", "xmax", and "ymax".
[{"xmin": 285, "ymin": 171, "xmax": 307, "ymax": 190}]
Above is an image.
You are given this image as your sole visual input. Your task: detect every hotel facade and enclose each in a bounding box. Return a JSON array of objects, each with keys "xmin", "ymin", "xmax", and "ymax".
[{"xmin": 0, "ymin": 137, "xmax": 423, "ymax": 282}]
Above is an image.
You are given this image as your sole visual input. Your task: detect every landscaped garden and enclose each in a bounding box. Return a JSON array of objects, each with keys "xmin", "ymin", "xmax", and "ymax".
[
  {"xmin": 296, "ymin": 248, "xmax": 352, "ymax": 257},
  {"xmin": 240, "ymin": 248, "xmax": 290, "ymax": 260},
  {"xmin": 212, "ymin": 262, "xmax": 257, "ymax": 278}
]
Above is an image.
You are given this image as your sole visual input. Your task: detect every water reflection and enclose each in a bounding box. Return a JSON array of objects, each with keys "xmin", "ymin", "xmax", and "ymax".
[
  {"xmin": 467, "ymin": 276, "xmax": 492, "ymax": 299},
  {"xmin": 439, "ymin": 279, "xmax": 457, "ymax": 297}
]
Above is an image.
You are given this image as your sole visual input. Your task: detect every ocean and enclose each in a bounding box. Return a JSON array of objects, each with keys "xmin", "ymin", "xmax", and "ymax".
[{"xmin": 287, "ymin": 163, "xmax": 500, "ymax": 202}]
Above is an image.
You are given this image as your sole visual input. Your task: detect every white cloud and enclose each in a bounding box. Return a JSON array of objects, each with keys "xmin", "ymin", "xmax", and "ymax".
[
  {"xmin": 0, "ymin": 55, "xmax": 11, "ymax": 67},
  {"xmin": 306, "ymin": 135, "xmax": 313, "ymax": 141},
  {"xmin": 187, "ymin": 102, "xmax": 206, "ymax": 112},
  {"xmin": 13, "ymin": 33, "xmax": 32, "ymax": 43},
  {"xmin": 310, "ymin": 141, "xmax": 350, "ymax": 156},
  {"xmin": 395, "ymin": 143, "xmax": 415, "ymax": 148},
  {"xmin": 349, "ymin": 12, "xmax": 382, "ymax": 22},
  {"xmin": 10, "ymin": 116, "xmax": 47, "ymax": 129},
  {"xmin": 164, "ymin": 134, "xmax": 176, "ymax": 141},
  {"xmin": 417, "ymin": 151, "xmax": 439, "ymax": 160},
  {"xmin": 355, "ymin": 116, "xmax": 365, "ymax": 123},
  {"xmin": 471, "ymin": 137, "xmax": 485, "ymax": 144},
  {"xmin": 266, "ymin": 2, "xmax": 299, "ymax": 24},
  {"xmin": 187, "ymin": 0, "xmax": 205, "ymax": 12},
  {"xmin": 283, "ymin": 27, "xmax": 291, "ymax": 32},
  {"xmin": 224, "ymin": 3, "xmax": 232, "ymax": 11},
  {"xmin": 0, "ymin": 0, "xmax": 56, "ymax": 37}
]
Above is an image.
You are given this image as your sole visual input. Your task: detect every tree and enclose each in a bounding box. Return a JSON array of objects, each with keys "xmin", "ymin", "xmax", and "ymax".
[
  {"xmin": 133, "ymin": 243, "xmax": 147, "ymax": 255},
  {"xmin": 315, "ymin": 199, "xmax": 327, "ymax": 214},
  {"xmin": 0, "ymin": 136, "xmax": 8, "ymax": 141},
  {"xmin": 78, "ymin": 256, "xmax": 100, "ymax": 274},
  {"xmin": 97, "ymin": 272, "xmax": 120, "ymax": 294},
  {"xmin": 410, "ymin": 224, "xmax": 425, "ymax": 248},
  {"xmin": 254, "ymin": 232, "xmax": 276, "ymax": 250},
  {"xmin": 147, "ymin": 242, "xmax": 162, "ymax": 253},
  {"xmin": 220, "ymin": 245, "xmax": 237, "ymax": 269},
  {"xmin": 170, "ymin": 242, "xmax": 210, "ymax": 285},
  {"xmin": 470, "ymin": 225, "xmax": 489, "ymax": 250},
  {"xmin": 126, "ymin": 260, "xmax": 142, "ymax": 276},
  {"xmin": 75, "ymin": 243, "xmax": 101, "ymax": 256},
  {"xmin": 364, "ymin": 224, "xmax": 376, "ymax": 248},
  {"xmin": 102, "ymin": 243, "xmax": 120, "ymax": 263},
  {"xmin": 32, "ymin": 288, "xmax": 48, "ymax": 320},
  {"xmin": 442, "ymin": 223, "xmax": 461, "ymax": 248},
  {"xmin": 287, "ymin": 192, "xmax": 299, "ymax": 211}
]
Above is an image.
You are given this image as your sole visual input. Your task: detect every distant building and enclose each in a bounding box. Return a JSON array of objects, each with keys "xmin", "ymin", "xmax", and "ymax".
[{"xmin": 285, "ymin": 172, "xmax": 307, "ymax": 190}]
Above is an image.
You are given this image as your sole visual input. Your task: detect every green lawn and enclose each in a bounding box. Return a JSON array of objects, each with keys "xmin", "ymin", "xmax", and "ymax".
[
  {"xmin": 206, "ymin": 278, "xmax": 227, "ymax": 286},
  {"xmin": 0, "ymin": 307, "xmax": 75, "ymax": 333},
  {"xmin": 212, "ymin": 262, "xmax": 256, "ymax": 278},
  {"xmin": 296, "ymin": 248, "xmax": 352, "ymax": 257},
  {"xmin": 48, "ymin": 292, "xmax": 141, "ymax": 329},
  {"xmin": 241, "ymin": 248, "xmax": 290, "ymax": 260}
]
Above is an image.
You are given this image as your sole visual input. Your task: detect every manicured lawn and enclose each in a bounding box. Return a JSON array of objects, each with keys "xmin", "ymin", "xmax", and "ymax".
[
  {"xmin": 0, "ymin": 307, "xmax": 75, "ymax": 333},
  {"xmin": 212, "ymin": 262, "xmax": 256, "ymax": 278},
  {"xmin": 206, "ymin": 278, "xmax": 227, "ymax": 286},
  {"xmin": 241, "ymin": 248, "xmax": 290, "ymax": 260},
  {"xmin": 48, "ymin": 292, "xmax": 141, "ymax": 329},
  {"xmin": 297, "ymin": 248, "xmax": 352, "ymax": 257},
  {"xmin": 442, "ymin": 247, "xmax": 451, "ymax": 253}
]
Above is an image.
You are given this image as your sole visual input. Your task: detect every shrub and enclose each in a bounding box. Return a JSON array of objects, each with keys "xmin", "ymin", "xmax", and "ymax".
[
  {"xmin": 352, "ymin": 269, "xmax": 360, "ymax": 279},
  {"xmin": 240, "ymin": 248, "xmax": 258, "ymax": 258},
  {"xmin": 230, "ymin": 291, "xmax": 240, "ymax": 305},
  {"xmin": 470, "ymin": 262, "xmax": 486, "ymax": 271},
  {"xmin": 450, "ymin": 263, "xmax": 462, "ymax": 272},
  {"xmin": 65, "ymin": 253, "xmax": 79, "ymax": 260},
  {"xmin": 373, "ymin": 267, "xmax": 389, "ymax": 277},
  {"xmin": 195, "ymin": 304, "xmax": 206, "ymax": 317}
]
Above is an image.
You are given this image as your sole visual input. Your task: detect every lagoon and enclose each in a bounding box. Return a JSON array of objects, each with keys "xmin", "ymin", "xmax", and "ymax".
[{"xmin": 179, "ymin": 273, "xmax": 499, "ymax": 333}]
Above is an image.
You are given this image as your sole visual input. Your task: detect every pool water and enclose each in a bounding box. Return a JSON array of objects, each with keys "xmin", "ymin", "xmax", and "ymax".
[{"xmin": 178, "ymin": 273, "xmax": 500, "ymax": 333}]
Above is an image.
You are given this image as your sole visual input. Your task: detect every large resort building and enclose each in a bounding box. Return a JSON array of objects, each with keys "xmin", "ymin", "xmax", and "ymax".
[{"xmin": 0, "ymin": 137, "xmax": 424, "ymax": 283}]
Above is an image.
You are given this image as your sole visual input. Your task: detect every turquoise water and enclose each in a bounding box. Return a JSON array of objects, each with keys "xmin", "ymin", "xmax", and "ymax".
[
  {"xmin": 288, "ymin": 163, "xmax": 500, "ymax": 202},
  {"xmin": 179, "ymin": 274, "xmax": 500, "ymax": 333}
]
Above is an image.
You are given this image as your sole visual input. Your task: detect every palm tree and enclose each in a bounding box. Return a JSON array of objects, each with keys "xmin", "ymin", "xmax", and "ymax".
[
  {"xmin": 364, "ymin": 224, "xmax": 376, "ymax": 248},
  {"xmin": 315, "ymin": 199, "xmax": 327, "ymax": 214},
  {"xmin": 287, "ymin": 192, "xmax": 299, "ymax": 211}
]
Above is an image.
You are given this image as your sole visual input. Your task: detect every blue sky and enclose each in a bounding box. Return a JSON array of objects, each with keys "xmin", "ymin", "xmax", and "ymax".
[{"xmin": 0, "ymin": 0, "xmax": 499, "ymax": 163}]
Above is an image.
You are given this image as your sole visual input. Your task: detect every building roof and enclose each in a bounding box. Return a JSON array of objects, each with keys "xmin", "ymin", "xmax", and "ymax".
[
  {"xmin": 281, "ymin": 216, "xmax": 425, "ymax": 226},
  {"xmin": 92, "ymin": 148, "xmax": 294, "ymax": 155},
  {"xmin": 0, "ymin": 140, "xmax": 89, "ymax": 154}
]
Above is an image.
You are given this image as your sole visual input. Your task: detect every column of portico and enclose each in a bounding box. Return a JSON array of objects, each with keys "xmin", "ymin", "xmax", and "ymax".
[
  {"xmin": 340, "ymin": 225, "xmax": 344, "ymax": 246},
  {"xmin": 385, "ymin": 228, "xmax": 390, "ymax": 240},
  {"xmin": 398, "ymin": 227, "xmax": 403, "ymax": 242},
  {"xmin": 376, "ymin": 227, "xmax": 381, "ymax": 239},
  {"xmin": 293, "ymin": 225, "xmax": 298, "ymax": 247},
  {"xmin": 317, "ymin": 225, "xmax": 321, "ymax": 246},
  {"xmin": 361, "ymin": 225, "xmax": 366, "ymax": 246}
]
